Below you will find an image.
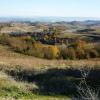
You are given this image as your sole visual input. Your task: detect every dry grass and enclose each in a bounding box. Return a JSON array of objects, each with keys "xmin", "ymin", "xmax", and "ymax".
[
  {"xmin": 0, "ymin": 23, "xmax": 34, "ymax": 33},
  {"xmin": 0, "ymin": 44, "xmax": 100, "ymax": 71},
  {"xmin": 0, "ymin": 44, "xmax": 99, "ymax": 99}
]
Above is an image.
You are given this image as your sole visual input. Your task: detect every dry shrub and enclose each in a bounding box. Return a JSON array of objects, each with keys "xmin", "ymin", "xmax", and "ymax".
[
  {"xmin": 0, "ymin": 34, "xmax": 99, "ymax": 60},
  {"xmin": 9, "ymin": 37, "xmax": 28, "ymax": 53},
  {"xmin": 60, "ymin": 47, "xmax": 76, "ymax": 60},
  {"xmin": 0, "ymin": 34, "xmax": 11, "ymax": 45},
  {"xmin": 43, "ymin": 45, "xmax": 60, "ymax": 59}
]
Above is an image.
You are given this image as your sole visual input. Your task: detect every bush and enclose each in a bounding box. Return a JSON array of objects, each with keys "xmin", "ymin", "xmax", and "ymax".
[
  {"xmin": 60, "ymin": 47, "xmax": 76, "ymax": 60},
  {"xmin": 75, "ymin": 47, "xmax": 85, "ymax": 59},
  {"xmin": 28, "ymin": 43, "xmax": 45, "ymax": 58},
  {"xmin": 60, "ymin": 48, "xmax": 69, "ymax": 59},
  {"xmin": 89, "ymin": 49, "xmax": 99, "ymax": 58},
  {"xmin": 0, "ymin": 34, "xmax": 11, "ymax": 45},
  {"xmin": 44, "ymin": 46, "xmax": 60, "ymax": 59},
  {"xmin": 84, "ymin": 48, "xmax": 99, "ymax": 59},
  {"xmin": 67, "ymin": 48, "xmax": 76, "ymax": 60},
  {"xmin": 95, "ymin": 44, "xmax": 100, "ymax": 57},
  {"xmin": 0, "ymin": 34, "xmax": 99, "ymax": 60}
]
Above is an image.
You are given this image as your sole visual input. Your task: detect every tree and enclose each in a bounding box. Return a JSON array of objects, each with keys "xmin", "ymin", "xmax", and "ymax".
[
  {"xmin": 60, "ymin": 47, "xmax": 76, "ymax": 60},
  {"xmin": 76, "ymin": 47, "xmax": 85, "ymax": 59},
  {"xmin": 74, "ymin": 66, "xmax": 100, "ymax": 100},
  {"xmin": 44, "ymin": 46, "xmax": 60, "ymax": 59}
]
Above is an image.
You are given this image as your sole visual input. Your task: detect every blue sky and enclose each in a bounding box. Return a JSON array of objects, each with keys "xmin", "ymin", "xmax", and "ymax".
[{"xmin": 0, "ymin": 0, "xmax": 100, "ymax": 17}]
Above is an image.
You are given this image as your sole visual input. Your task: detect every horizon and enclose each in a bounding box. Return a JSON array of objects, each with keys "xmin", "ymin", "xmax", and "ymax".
[{"xmin": 0, "ymin": 16, "xmax": 100, "ymax": 22}]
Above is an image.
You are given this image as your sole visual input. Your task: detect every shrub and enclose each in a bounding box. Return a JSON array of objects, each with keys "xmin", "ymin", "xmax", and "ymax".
[
  {"xmin": 89, "ymin": 49, "xmax": 99, "ymax": 58},
  {"xmin": 70, "ymin": 40, "xmax": 86, "ymax": 49},
  {"xmin": 84, "ymin": 48, "xmax": 99, "ymax": 59},
  {"xmin": 95, "ymin": 44, "xmax": 100, "ymax": 57},
  {"xmin": 75, "ymin": 47, "xmax": 85, "ymax": 59},
  {"xmin": 0, "ymin": 34, "xmax": 99, "ymax": 60},
  {"xmin": 60, "ymin": 48, "xmax": 69, "ymax": 59},
  {"xmin": 28, "ymin": 43, "xmax": 44, "ymax": 58},
  {"xmin": 67, "ymin": 48, "xmax": 76, "ymax": 60},
  {"xmin": 9, "ymin": 37, "xmax": 28, "ymax": 53},
  {"xmin": 0, "ymin": 34, "xmax": 11, "ymax": 45},
  {"xmin": 60, "ymin": 47, "xmax": 76, "ymax": 60},
  {"xmin": 44, "ymin": 46, "xmax": 60, "ymax": 59}
]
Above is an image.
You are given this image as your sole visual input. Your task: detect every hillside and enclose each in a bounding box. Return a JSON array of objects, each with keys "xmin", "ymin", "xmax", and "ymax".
[
  {"xmin": 0, "ymin": 44, "xmax": 100, "ymax": 70},
  {"xmin": 0, "ymin": 44, "xmax": 73, "ymax": 99},
  {"xmin": 0, "ymin": 20, "xmax": 100, "ymax": 99}
]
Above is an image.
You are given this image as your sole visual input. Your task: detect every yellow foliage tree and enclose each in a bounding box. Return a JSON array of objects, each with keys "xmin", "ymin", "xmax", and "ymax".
[{"xmin": 44, "ymin": 45, "xmax": 60, "ymax": 59}]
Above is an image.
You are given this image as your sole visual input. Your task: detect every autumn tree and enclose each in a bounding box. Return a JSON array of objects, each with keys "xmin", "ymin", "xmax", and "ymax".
[{"xmin": 44, "ymin": 45, "xmax": 60, "ymax": 59}]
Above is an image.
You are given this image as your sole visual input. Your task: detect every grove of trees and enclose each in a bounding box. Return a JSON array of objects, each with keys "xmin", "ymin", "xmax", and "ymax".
[{"xmin": 0, "ymin": 34, "xmax": 100, "ymax": 60}]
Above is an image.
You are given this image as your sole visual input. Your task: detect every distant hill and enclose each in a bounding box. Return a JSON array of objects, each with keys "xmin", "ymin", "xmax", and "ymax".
[{"xmin": 0, "ymin": 17, "xmax": 100, "ymax": 23}]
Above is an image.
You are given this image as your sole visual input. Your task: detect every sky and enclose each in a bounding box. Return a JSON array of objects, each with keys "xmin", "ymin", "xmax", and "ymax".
[{"xmin": 0, "ymin": 0, "xmax": 100, "ymax": 18}]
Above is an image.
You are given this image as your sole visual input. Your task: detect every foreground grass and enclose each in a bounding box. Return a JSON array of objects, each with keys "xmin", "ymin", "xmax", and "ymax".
[
  {"xmin": 0, "ymin": 71, "xmax": 71, "ymax": 100},
  {"xmin": 0, "ymin": 64, "xmax": 100, "ymax": 100}
]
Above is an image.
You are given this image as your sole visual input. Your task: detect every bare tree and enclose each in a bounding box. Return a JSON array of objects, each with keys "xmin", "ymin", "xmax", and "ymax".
[{"xmin": 73, "ymin": 66, "xmax": 100, "ymax": 100}]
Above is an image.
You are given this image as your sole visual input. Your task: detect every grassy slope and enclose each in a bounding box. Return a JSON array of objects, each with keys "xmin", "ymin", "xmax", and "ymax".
[
  {"xmin": 0, "ymin": 44, "xmax": 100, "ymax": 99},
  {"xmin": 0, "ymin": 23, "xmax": 34, "ymax": 33},
  {"xmin": 0, "ymin": 44, "xmax": 100, "ymax": 70},
  {"xmin": 0, "ymin": 71, "xmax": 70, "ymax": 100},
  {"xmin": 0, "ymin": 44, "xmax": 72, "ymax": 99}
]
